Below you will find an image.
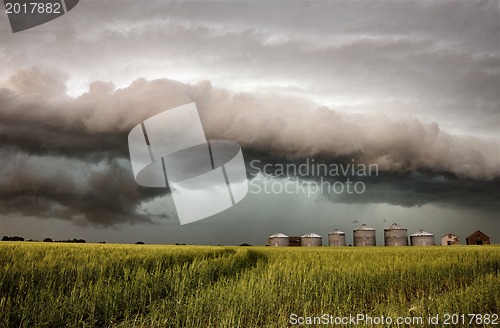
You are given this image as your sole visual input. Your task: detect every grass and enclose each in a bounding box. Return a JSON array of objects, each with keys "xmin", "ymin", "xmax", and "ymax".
[{"xmin": 0, "ymin": 243, "xmax": 498, "ymax": 327}]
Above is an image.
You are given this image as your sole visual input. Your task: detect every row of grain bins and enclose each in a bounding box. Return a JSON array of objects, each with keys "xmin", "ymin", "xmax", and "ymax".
[
  {"xmin": 268, "ymin": 233, "xmax": 322, "ymax": 247},
  {"xmin": 353, "ymin": 223, "xmax": 436, "ymax": 246},
  {"xmin": 268, "ymin": 223, "xmax": 437, "ymax": 246}
]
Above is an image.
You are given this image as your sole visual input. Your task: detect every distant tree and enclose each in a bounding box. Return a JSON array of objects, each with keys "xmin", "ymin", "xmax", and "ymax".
[
  {"xmin": 53, "ymin": 238, "xmax": 86, "ymax": 243},
  {"xmin": 98, "ymin": 241, "xmax": 106, "ymax": 244},
  {"xmin": 43, "ymin": 238, "xmax": 53, "ymax": 242},
  {"xmin": 239, "ymin": 243, "xmax": 252, "ymax": 246},
  {"xmin": 1, "ymin": 236, "xmax": 9, "ymax": 241},
  {"xmin": 135, "ymin": 241, "xmax": 145, "ymax": 245}
]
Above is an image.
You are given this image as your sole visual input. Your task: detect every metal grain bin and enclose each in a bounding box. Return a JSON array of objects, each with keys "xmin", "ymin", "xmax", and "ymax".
[
  {"xmin": 268, "ymin": 232, "xmax": 289, "ymax": 246},
  {"xmin": 410, "ymin": 230, "xmax": 435, "ymax": 246},
  {"xmin": 328, "ymin": 229, "xmax": 346, "ymax": 246},
  {"xmin": 353, "ymin": 224, "xmax": 376, "ymax": 246},
  {"xmin": 301, "ymin": 233, "xmax": 322, "ymax": 246},
  {"xmin": 384, "ymin": 223, "xmax": 408, "ymax": 246}
]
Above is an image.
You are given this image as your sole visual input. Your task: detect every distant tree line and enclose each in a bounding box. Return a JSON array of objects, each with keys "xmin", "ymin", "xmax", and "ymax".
[
  {"xmin": 2, "ymin": 236, "xmax": 86, "ymax": 243},
  {"xmin": 2, "ymin": 236, "xmax": 24, "ymax": 241},
  {"xmin": 43, "ymin": 238, "xmax": 86, "ymax": 243}
]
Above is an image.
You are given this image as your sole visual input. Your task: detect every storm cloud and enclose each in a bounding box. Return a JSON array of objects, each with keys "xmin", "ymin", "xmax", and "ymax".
[
  {"xmin": 0, "ymin": 151, "xmax": 167, "ymax": 226},
  {"xmin": 1, "ymin": 67, "xmax": 498, "ymax": 177},
  {"xmin": 0, "ymin": 0, "xmax": 498, "ymax": 238},
  {"xmin": 1, "ymin": 1, "xmax": 498, "ymax": 135},
  {"xmin": 0, "ymin": 66, "xmax": 499, "ymax": 226}
]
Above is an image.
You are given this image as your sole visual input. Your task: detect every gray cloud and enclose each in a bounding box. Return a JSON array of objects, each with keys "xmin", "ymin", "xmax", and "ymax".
[
  {"xmin": 1, "ymin": 1, "xmax": 498, "ymax": 136},
  {"xmin": 0, "ymin": 150, "xmax": 168, "ymax": 226},
  {"xmin": 0, "ymin": 0, "xmax": 498, "ymax": 229},
  {"xmin": 1, "ymin": 67, "xmax": 499, "ymax": 179},
  {"xmin": 0, "ymin": 67, "xmax": 499, "ymax": 227},
  {"xmin": 243, "ymin": 150, "xmax": 500, "ymax": 215}
]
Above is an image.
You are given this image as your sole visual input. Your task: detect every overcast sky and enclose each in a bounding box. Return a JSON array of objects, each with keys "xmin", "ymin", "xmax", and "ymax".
[{"xmin": 0, "ymin": 0, "xmax": 498, "ymax": 244}]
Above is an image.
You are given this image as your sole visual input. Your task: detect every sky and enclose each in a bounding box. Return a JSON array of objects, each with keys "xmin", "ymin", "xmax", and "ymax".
[{"xmin": 0, "ymin": 0, "xmax": 499, "ymax": 245}]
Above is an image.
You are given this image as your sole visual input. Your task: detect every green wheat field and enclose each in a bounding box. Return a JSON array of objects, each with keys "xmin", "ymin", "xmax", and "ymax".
[{"xmin": 0, "ymin": 243, "xmax": 498, "ymax": 327}]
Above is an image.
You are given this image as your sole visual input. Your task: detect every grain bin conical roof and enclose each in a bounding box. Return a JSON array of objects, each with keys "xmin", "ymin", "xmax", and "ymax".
[
  {"xmin": 410, "ymin": 230, "xmax": 433, "ymax": 237},
  {"xmin": 301, "ymin": 232, "xmax": 321, "ymax": 238},
  {"xmin": 354, "ymin": 224, "xmax": 375, "ymax": 231},
  {"xmin": 385, "ymin": 223, "xmax": 406, "ymax": 230},
  {"xmin": 269, "ymin": 232, "xmax": 288, "ymax": 238}
]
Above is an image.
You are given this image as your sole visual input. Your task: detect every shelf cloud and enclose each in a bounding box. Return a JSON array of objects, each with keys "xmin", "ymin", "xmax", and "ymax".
[
  {"xmin": 0, "ymin": 67, "xmax": 498, "ymax": 226},
  {"xmin": 0, "ymin": 0, "xmax": 498, "ymax": 240}
]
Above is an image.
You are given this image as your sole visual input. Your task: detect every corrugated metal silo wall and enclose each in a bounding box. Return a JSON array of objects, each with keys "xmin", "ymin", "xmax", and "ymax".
[
  {"xmin": 301, "ymin": 237, "xmax": 322, "ymax": 246},
  {"xmin": 328, "ymin": 234, "xmax": 346, "ymax": 246},
  {"xmin": 410, "ymin": 236, "xmax": 435, "ymax": 246},
  {"xmin": 384, "ymin": 229, "xmax": 408, "ymax": 246},
  {"xmin": 353, "ymin": 230, "xmax": 376, "ymax": 246}
]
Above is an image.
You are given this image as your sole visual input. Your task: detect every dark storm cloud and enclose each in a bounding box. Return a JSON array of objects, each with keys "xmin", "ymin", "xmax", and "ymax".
[
  {"xmin": 1, "ymin": 67, "xmax": 499, "ymax": 180},
  {"xmin": 243, "ymin": 150, "xmax": 500, "ymax": 214},
  {"xmin": 0, "ymin": 68, "xmax": 206, "ymax": 160},
  {"xmin": 0, "ymin": 67, "xmax": 499, "ymax": 227},
  {"xmin": 331, "ymin": 173, "xmax": 500, "ymax": 214},
  {"xmin": 0, "ymin": 151, "xmax": 168, "ymax": 226}
]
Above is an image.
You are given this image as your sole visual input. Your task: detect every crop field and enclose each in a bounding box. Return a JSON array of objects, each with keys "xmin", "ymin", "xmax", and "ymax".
[{"xmin": 0, "ymin": 243, "xmax": 498, "ymax": 327}]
